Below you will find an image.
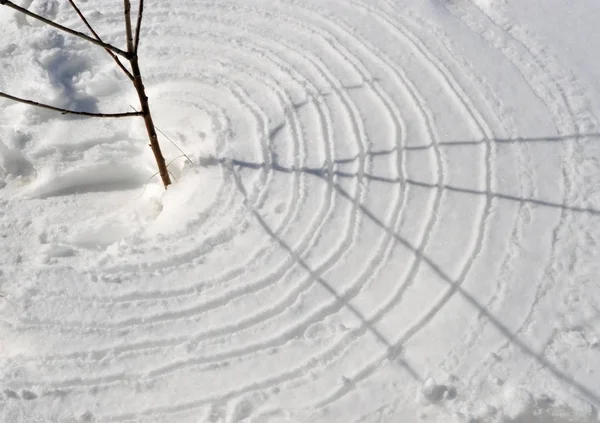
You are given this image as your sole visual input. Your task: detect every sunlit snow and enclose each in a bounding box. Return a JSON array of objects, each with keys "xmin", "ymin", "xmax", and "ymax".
[{"xmin": 1, "ymin": 1, "xmax": 599, "ymax": 422}]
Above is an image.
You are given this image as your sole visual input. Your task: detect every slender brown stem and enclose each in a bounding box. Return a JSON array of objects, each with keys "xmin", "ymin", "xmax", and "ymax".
[
  {"xmin": 134, "ymin": 0, "xmax": 144, "ymax": 53},
  {"xmin": 130, "ymin": 104, "xmax": 192, "ymax": 166},
  {"xmin": 124, "ymin": 0, "xmax": 171, "ymax": 187},
  {"xmin": 129, "ymin": 56, "xmax": 171, "ymax": 188},
  {"xmin": 0, "ymin": 91, "xmax": 143, "ymax": 118},
  {"xmin": 124, "ymin": 0, "xmax": 134, "ymax": 53},
  {"xmin": 67, "ymin": 0, "xmax": 134, "ymax": 81},
  {"xmin": 0, "ymin": 0, "xmax": 130, "ymax": 59}
]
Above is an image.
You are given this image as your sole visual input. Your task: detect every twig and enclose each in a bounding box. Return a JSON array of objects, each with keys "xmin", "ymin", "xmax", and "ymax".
[
  {"xmin": 135, "ymin": 170, "xmax": 160, "ymax": 199},
  {"xmin": 156, "ymin": 126, "xmax": 194, "ymax": 166},
  {"xmin": 124, "ymin": 0, "xmax": 134, "ymax": 54},
  {"xmin": 0, "ymin": 91, "xmax": 143, "ymax": 118},
  {"xmin": 134, "ymin": 0, "xmax": 144, "ymax": 54},
  {"xmin": 135, "ymin": 155, "xmax": 186, "ymax": 199},
  {"xmin": 166, "ymin": 154, "xmax": 188, "ymax": 167},
  {"xmin": 67, "ymin": 0, "xmax": 134, "ymax": 81},
  {"xmin": 0, "ymin": 0, "xmax": 130, "ymax": 59}
]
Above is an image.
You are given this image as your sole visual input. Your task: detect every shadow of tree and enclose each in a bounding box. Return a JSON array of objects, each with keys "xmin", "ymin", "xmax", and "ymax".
[
  {"xmin": 208, "ymin": 131, "xmax": 600, "ymax": 409},
  {"xmin": 226, "ymin": 159, "xmax": 422, "ymax": 385}
]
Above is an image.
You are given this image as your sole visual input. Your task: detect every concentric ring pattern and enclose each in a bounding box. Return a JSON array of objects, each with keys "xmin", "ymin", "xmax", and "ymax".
[{"xmin": 2, "ymin": 0, "xmax": 600, "ymax": 422}]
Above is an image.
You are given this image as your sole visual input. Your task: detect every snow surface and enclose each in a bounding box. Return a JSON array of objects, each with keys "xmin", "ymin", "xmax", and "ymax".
[{"xmin": 1, "ymin": 0, "xmax": 600, "ymax": 422}]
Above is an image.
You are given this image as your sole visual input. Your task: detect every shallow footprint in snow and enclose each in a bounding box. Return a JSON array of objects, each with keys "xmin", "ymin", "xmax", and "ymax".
[
  {"xmin": 419, "ymin": 377, "xmax": 457, "ymax": 404},
  {"xmin": 20, "ymin": 389, "xmax": 37, "ymax": 400},
  {"xmin": 228, "ymin": 399, "xmax": 255, "ymax": 422},
  {"xmin": 0, "ymin": 139, "xmax": 34, "ymax": 178},
  {"xmin": 226, "ymin": 393, "xmax": 268, "ymax": 423},
  {"xmin": 3, "ymin": 389, "xmax": 19, "ymax": 399},
  {"xmin": 38, "ymin": 243, "xmax": 76, "ymax": 264},
  {"xmin": 25, "ymin": 0, "xmax": 59, "ymax": 27}
]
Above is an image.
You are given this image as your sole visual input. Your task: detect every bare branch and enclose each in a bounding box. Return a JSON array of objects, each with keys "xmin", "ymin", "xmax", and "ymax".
[
  {"xmin": 0, "ymin": 91, "xmax": 143, "ymax": 118},
  {"xmin": 134, "ymin": 0, "xmax": 144, "ymax": 54},
  {"xmin": 0, "ymin": 0, "xmax": 130, "ymax": 59},
  {"xmin": 134, "ymin": 1, "xmax": 144, "ymax": 54},
  {"xmin": 67, "ymin": 0, "xmax": 134, "ymax": 81},
  {"xmin": 123, "ymin": 0, "xmax": 134, "ymax": 55}
]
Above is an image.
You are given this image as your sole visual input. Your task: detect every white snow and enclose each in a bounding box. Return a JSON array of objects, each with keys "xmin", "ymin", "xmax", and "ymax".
[{"xmin": 1, "ymin": 0, "xmax": 600, "ymax": 422}]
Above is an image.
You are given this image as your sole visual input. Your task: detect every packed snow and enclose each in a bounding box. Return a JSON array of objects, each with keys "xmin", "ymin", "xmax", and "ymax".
[{"xmin": 1, "ymin": 0, "xmax": 600, "ymax": 422}]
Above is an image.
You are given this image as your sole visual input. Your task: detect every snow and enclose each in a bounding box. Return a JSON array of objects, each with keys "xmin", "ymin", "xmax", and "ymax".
[{"xmin": 0, "ymin": 0, "xmax": 599, "ymax": 422}]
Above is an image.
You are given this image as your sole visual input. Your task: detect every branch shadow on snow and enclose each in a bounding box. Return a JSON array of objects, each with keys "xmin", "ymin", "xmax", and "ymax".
[
  {"xmin": 219, "ymin": 159, "xmax": 600, "ymax": 218},
  {"xmin": 403, "ymin": 132, "xmax": 600, "ymax": 151},
  {"xmin": 213, "ymin": 132, "xmax": 600, "ymax": 413},
  {"xmin": 225, "ymin": 160, "xmax": 423, "ymax": 387}
]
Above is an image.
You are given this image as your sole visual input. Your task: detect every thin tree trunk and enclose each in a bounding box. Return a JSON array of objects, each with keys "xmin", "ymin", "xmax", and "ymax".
[
  {"xmin": 130, "ymin": 56, "xmax": 171, "ymax": 188},
  {"xmin": 124, "ymin": 0, "xmax": 171, "ymax": 188}
]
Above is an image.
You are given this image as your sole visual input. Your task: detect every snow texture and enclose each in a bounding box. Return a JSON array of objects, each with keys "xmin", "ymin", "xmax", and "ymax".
[{"xmin": 0, "ymin": 0, "xmax": 600, "ymax": 422}]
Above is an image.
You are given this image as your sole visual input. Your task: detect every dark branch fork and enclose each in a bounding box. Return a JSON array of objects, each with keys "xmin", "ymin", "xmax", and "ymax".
[{"xmin": 67, "ymin": 0, "xmax": 134, "ymax": 81}]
